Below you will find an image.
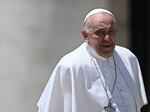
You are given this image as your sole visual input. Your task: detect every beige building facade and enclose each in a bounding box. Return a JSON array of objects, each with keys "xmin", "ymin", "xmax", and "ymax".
[{"xmin": 0, "ymin": 0, "xmax": 129, "ymax": 112}]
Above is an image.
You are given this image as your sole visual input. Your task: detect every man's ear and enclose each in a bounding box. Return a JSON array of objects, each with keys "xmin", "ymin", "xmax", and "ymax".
[{"xmin": 81, "ymin": 29, "xmax": 89, "ymax": 43}]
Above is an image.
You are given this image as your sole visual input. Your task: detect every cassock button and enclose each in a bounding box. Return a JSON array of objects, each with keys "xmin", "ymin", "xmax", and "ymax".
[
  {"xmin": 126, "ymin": 105, "xmax": 129, "ymax": 107},
  {"xmin": 117, "ymin": 80, "xmax": 120, "ymax": 85},
  {"xmin": 125, "ymin": 104, "xmax": 130, "ymax": 110},
  {"xmin": 119, "ymin": 88, "xmax": 123, "ymax": 92},
  {"xmin": 109, "ymin": 63, "xmax": 113, "ymax": 68}
]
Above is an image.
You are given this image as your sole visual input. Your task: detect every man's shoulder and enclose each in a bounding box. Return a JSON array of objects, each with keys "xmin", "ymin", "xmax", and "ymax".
[
  {"xmin": 57, "ymin": 43, "xmax": 89, "ymax": 67},
  {"xmin": 115, "ymin": 45, "xmax": 136, "ymax": 58}
]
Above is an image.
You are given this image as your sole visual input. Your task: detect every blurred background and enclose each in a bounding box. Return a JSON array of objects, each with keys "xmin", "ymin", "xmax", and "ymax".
[{"xmin": 0, "ymin": 0, "xmax": 149, "ymax": 112}]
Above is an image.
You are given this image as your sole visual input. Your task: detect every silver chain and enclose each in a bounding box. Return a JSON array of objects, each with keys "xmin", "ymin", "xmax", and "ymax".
[{"xmin": 90, "ymin": 55, "xmax": 117, "ymax": 101}]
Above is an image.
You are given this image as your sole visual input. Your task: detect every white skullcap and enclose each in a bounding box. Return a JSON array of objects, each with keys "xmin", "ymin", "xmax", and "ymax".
[{"xmin": 83, "ymin": 8, "xmax": 114, "ymax": 25}]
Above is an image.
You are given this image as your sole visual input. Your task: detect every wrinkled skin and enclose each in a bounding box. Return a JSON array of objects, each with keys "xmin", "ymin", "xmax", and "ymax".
[{"xmin": 82, "ymin": 12, "xmax": 117, "ymax": 58}]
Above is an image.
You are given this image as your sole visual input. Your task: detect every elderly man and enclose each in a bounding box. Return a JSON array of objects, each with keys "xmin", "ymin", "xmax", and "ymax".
[{"xmin": 37, "ymin": 8, "xmax": 147, "ymax": 112}]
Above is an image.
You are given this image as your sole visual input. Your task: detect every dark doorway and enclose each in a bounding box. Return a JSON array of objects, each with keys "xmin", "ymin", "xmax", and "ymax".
[{"xmin": 130, "ymin": 0, "xmax": 150, "ymax": 111}]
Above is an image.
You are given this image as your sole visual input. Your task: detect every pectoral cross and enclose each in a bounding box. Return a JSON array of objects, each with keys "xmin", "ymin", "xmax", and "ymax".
[{"xmin": 104, "ymin": 100, "xmax": 116, "ymax": 112}]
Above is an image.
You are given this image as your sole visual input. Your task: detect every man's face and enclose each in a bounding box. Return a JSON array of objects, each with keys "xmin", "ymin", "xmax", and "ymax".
[{"xmin": 82, "ymin": 13, "xmax": 117, "ymax": 58}]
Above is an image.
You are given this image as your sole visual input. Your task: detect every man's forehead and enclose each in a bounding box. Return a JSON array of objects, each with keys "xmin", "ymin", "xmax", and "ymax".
[{"xmin": 92, "ymin": 24, "xmax": 115, "ymax": 31}]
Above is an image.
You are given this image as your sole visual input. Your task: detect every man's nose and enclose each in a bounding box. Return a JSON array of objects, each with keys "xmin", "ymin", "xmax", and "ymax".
[{"xmin": 104, "ymin": 34, "xmax": 111, "ymax": 41}]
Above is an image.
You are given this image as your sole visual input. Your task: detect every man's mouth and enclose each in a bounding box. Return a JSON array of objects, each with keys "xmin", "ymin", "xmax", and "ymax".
[{"xmin": 102, "ymin": 44, "xmax": 111, "ymax": 48}]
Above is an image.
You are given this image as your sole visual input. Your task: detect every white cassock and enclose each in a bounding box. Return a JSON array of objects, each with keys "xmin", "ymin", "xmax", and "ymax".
[{"xmin": 37, "ymin": 42, "xmax": 147, "ymax": 112}]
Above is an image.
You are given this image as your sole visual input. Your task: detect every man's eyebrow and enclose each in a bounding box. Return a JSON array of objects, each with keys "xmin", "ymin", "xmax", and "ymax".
[{"xmin": 94, "ymin": 27, "xmax": 106, "ymax": 30}]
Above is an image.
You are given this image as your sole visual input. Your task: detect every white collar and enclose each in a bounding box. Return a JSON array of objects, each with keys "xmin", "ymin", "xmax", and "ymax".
[{"xmin": 85, "ymin": 42, "xmax": 113, "ymax": 61}]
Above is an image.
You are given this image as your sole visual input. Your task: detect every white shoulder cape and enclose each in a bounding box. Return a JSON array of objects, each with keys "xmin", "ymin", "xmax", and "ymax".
[{"xmin": 37, "ymin": 42, "xmax": 147, "ymax": 112}]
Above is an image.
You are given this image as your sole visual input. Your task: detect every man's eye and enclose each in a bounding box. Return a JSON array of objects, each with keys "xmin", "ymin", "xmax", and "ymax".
[
  {"xmin": 95, "ymin": 31, "xmax": 106, "ymax": 36},
  {"xmin": 109, "ymin": 30, "xmax": 115, "ymax": 35}
]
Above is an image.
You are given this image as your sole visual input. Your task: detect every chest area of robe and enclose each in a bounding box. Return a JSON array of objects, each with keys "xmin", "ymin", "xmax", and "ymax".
[{"xmin": 74, "ymin": 58, "xmax": 137, "ymax": 112}]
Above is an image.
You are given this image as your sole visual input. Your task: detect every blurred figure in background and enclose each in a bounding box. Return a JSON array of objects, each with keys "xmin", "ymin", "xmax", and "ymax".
[{"xmin": 37, "ymin": 8, "xmax": 147, "ymax": 112}]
